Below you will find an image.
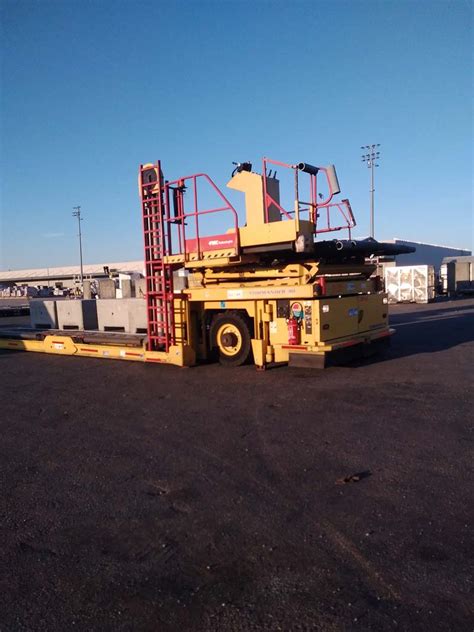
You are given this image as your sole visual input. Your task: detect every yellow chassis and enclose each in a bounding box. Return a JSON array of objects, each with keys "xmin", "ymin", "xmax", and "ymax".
[
  {"xmin": 0, "ymin": 334, "xmax": 195, "ymax": 367},
  {"xmin": 0, "ymin": 265, "xmax": 393, "ymax": 369},
  {"xmin": 0, "ymin": 327, "xmax": 392, "ymax": 369}
]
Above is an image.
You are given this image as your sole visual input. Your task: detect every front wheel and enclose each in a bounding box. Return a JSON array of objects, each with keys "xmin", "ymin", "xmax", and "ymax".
[{"xmin": 210, "ymin": 312, "xmax": 252, "ymax": 367}]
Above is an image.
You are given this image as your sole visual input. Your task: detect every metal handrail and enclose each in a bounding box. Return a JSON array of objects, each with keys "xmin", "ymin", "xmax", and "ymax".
[
  {"xmin": 314, "ymin": 200, "xmax": 356, "ymax": 238},
  {"xmin": 261, "ymin": 157, "xmax": 356, "ymax": 238},
  {"xmin": 161, "ymin": 173, "xmax": 240, "ymax": 259}
]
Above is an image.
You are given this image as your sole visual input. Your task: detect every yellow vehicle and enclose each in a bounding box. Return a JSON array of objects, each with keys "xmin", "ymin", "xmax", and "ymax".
[{"xmin": 0, "ymin": 156, "xmax": 413, "ymax": 369}]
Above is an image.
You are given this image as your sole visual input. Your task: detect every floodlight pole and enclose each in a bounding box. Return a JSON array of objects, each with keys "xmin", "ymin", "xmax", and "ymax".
[
  {"xmin": 361, "ymin": 144, "xmax": 381, "ymax": 238},
  {"xmin": 72, "ymin": 206, "xmax": 84, "ymax": 287}
]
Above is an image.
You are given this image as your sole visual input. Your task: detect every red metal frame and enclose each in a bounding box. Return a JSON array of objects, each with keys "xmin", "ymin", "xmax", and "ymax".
[
  {"xmin": 139, "ymin": 163, "xmax": 241, "ymax": 352},
  {"xmin": 314, "ymin": 199, "xmax": 356, "ymax": 238},
  {"xmin": 139, "ymin": 162, "xmax": 175, "ymax": 353},
  {"xmin": 261, "ymin": 157, "xmax": 356, "ymax": 238},
  {"xmin": 161, "ymin": 173, "xmax": 240, "ymax": 259}
]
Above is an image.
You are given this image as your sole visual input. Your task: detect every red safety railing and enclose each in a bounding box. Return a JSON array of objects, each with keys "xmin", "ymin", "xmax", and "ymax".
[
  {"xmin": 315, "ymin": 199, "xmax": 356, "ymax": 238},
  {"xmin": 161, "ymin": 173, "xmax": 240, "ymax": 261},
  {"xmin": 139, "ymin": 163, "xmax": 241, "ymax": 352},
  {"xmin": 261, "ymin": 157, "xmax": 356, "ymax": 238}
]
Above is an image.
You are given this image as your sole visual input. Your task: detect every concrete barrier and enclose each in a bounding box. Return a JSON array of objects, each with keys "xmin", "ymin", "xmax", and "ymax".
[
  {"xmin": 57, "ymin": 300, "xmax": 98, "ymax": 330},
  {"xmin": 121, "ymin": 279, "xmax": 133, "ymax": 298},
  {"xmin": 134, "ymin": 278, "xmax": 146, "ymax": 298},
  {"xmin": 30, "ymin": 300, "xmax": 58, "ymax": 329},
  {"xmin": 98, "ymin": 279, "xmax": 116, "ymax": 299},
  {"xmin": 83, "ymin": 280, "xmax": 92, "ymax": 300},
  {"xmin": 96, "ymin": 298, "xmax": 147, "ymax": 334}
]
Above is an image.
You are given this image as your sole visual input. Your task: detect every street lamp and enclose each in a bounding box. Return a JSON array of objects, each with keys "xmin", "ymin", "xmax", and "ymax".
[
  {"xmin": 72, "ymin": 206, "xmax": 84, "ymax": 288},
  {"xmin": 361, "ymin": 144, "xmax": 381, "ymax": 238}
]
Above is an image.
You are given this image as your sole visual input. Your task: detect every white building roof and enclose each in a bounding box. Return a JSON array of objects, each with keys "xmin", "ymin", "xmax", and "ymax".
[
  {"xmin": 0, "ymin": 261, "xmax": 145, "ymax": 282},
  {"xmin": 388, "ymin": 238, "xmax": 471, "ymax": 252}
]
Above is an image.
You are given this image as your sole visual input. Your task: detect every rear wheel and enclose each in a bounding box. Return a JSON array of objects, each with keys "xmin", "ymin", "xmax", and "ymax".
[{"xmin": 210, "ymin": 312, "xmax": 252, "ymax": 367}]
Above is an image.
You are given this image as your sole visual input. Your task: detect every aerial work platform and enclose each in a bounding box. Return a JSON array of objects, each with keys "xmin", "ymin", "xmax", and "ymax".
[{"xmin": 1, "ymin": 155, "xmax": 414, "ymax": 369}]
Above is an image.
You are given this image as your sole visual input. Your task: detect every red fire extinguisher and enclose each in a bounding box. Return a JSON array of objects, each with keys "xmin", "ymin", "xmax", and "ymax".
[{"xmin": 287, "ymin": 316, "xmax": 300, "ymax": 345}]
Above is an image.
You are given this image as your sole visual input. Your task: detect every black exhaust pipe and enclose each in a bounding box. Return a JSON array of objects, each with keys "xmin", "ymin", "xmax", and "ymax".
[{"xmin": 297, "ymin": 162, "xmax": 319, "ymax": 176}]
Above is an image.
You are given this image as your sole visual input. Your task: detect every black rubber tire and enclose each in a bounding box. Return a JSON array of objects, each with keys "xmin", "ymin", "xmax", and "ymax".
[{"xmin": 209, "ymin": 312, "xmax": 252, "ymax": 367}]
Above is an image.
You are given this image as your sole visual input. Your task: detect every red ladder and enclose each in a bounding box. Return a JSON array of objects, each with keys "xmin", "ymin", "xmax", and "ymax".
[{"xmin": 139, "ymin": 162, "xmax": 175, "ymax": 352}]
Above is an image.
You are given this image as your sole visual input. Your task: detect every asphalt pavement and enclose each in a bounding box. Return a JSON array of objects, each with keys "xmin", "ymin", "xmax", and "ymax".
[{"xmin": 0, "ymin": 298, "xmax": 473, "ymax": 631}]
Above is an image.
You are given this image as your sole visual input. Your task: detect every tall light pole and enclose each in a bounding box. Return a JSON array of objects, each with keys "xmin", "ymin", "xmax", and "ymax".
[
  {"xmin": 72, "ymin": 206, "xmax": 84, "ymax": 287},
  {"xmin": 361, "ymin": 144, "xmax": 381, "ymax": 238}
]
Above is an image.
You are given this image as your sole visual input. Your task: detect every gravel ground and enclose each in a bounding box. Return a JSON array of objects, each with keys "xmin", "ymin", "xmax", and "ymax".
[{"xmin": 0, "ymin": 298, "xmax": 473, "ymax": 631}]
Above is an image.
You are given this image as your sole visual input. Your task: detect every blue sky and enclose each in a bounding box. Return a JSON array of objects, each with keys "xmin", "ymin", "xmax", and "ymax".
[{"xmin": 1, "ymin": 0, "xmax": 472, "ymax": 270}]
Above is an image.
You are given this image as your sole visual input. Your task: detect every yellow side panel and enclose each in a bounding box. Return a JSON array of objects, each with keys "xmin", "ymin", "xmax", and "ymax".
[
  {"xmin": 188, "ymin": 286, "xmax": 314, "ymax": 301},
  {"xmin": 357, "ymin": 294, "xmax": 388, "ymax": 333},
  {"xmin": 273, "ymin": 346, "xmax": 290, "ymax": 363},
  {"xmin": 227, "ymin": 171, "xmax": 274, "ymax": 225},
  {"xmin": 202, "ymin": 299, "xmax": 257, "ymax": 318},
  {"xmin": 324, "ymin": 278, "xmax": 375, "ymax": 296},
  {"xmin": 251, "ymin": 339, "xmax": 266, "ymax": 367},
  {"xmin": 239, "ymin": 219, "xmax": 313, "ymax": 248},
  {"xmin": 317, "ymin": 297, "xmax": 359, "ymax": 341}
]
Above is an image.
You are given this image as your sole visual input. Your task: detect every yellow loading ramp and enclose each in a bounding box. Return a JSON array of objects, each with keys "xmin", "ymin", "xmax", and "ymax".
[{"xmin": 0, "ymin": 329, "xmax": 195, "ymax": 367}]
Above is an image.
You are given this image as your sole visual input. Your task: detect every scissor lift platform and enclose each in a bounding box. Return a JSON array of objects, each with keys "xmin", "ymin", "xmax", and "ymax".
[{"xmin": 0, "ymin": 155, "xmax": 414, "ymax": 370}]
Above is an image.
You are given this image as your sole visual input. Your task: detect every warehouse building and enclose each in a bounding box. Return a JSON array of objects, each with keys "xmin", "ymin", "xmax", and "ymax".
[
  {"xmin": 385, "ymin": 239, "xmax": 471, "ymax": 272},
  {"xmin": 0, "ymin": 261, "xmax": 144, "ymax": 293}
]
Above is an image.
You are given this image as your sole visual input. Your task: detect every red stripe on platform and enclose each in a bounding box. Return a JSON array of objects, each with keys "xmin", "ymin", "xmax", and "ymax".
[{"xmin": 338, "ymin": 340, "xmax": 359, "ymax": 348}]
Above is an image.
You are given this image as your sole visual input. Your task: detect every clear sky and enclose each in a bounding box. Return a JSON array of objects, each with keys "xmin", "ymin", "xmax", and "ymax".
[{"xmin": 1, "ymin": 0, "xmax": 472, "ymax": 270}]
